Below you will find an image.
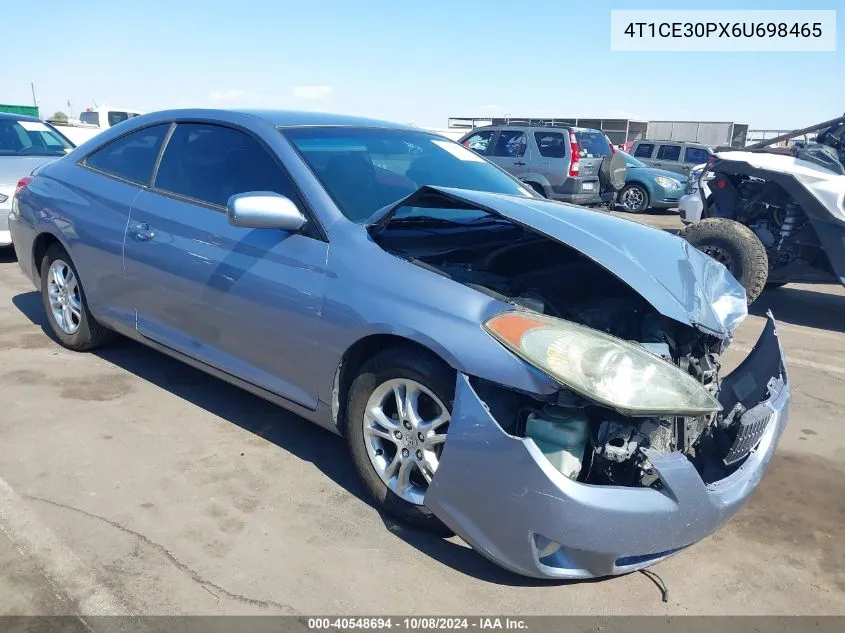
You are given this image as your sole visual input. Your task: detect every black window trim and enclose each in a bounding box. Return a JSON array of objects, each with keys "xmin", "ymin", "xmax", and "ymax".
[{"xmin": 78, "ymin": 122, "xmax": 173, "ymax": 188}]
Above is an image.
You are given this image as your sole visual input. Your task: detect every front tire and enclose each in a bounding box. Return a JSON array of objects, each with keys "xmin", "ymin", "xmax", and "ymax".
[
  {"xmin": 346, "ymin": 347, "xmax": 454, "ymax": 534},
  {"xmin": 679, "ymin": 218, "xmax": 769, "ymax": 304},
  {"xmin": 40, "ymin": 244, "xmax": 115, "ymax": 351},
  {"xmin": 618, "ymin": 183, "xmax": 649, "ymax": 212}
]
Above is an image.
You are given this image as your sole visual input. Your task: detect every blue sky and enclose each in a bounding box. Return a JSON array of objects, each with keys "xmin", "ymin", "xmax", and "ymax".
[{"xmin": 4, "ymin": 0, "xmax": 842, "ymax": 129}]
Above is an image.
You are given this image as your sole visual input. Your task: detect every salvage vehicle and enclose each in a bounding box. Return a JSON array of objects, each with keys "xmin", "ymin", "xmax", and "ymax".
[
  {"xmin": 680, "ymin": 115, "xmax": 845, "ymax": 303},
  {"xmin": 0, "ymin": 112, "xmax": 75, "ymax": 248},
  {"xmin": 9, "ymin": 109, "xmax": 790, "ymax": 580}
]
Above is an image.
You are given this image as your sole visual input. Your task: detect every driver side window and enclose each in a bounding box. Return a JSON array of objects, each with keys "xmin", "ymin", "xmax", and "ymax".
[{"xmin": 153, "ymin": 123, "xmax": 303, "ymax": 209}]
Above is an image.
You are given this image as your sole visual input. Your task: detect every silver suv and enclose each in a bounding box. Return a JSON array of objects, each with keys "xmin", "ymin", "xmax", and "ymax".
[
  {"xmin": 629, "ymin": 140, "xmax": 712, "ymax": 176},
  {"xmin": 458, "ymin": 125, "xmax": 613, "ymax": 205}
]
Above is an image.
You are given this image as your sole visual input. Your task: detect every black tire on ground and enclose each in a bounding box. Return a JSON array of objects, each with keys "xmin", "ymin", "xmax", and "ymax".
[
  {"xmin": 679, "ymin": 218, "xmax": 769, "ymax": 304},
  {"xmin": 345, "ymin": 346, "xmax": 455, "ymax": 535},
  {"xmin": 618, "ymin": 183, "xmax": 649, "ymax": 213},
  {"xmin": 526, "ymin": 181, "xmax": 547, "ymax": 198},
  {"xmin": 40, "ymin": 244, "xmax": 115, "ymax": 351}
]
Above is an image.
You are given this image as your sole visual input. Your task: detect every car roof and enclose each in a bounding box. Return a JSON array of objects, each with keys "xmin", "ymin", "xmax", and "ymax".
[
  {"xmin": 0, "ymin": 112, "xmax": 43, "ymax": 122},
  {"xmin": 461, "ymin": 124, "xmax": 576, "ymax": 134},
  {"xmin": 133, "ymin": 108, "xmax": 416, "ymax": 130},
  {"xmin": 240, "ymin": 109, "xmax": 414, "ymax": 129},
  {"xmin": 634, "ymin": 139, "xmax": 709, "ymax": 147}
]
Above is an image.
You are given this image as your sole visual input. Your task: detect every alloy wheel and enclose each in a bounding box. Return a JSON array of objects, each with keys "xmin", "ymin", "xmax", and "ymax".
[
  {"xmin": 47, "ymin": 259, "xmax": 82, "ymax": 335},
  {"xmin": 621, "ymin": 187, "xmax": 645, "ymax": 211},
  {"xmin": 362, "ymin": 378, "xmax": 449, "ymax": 505}
]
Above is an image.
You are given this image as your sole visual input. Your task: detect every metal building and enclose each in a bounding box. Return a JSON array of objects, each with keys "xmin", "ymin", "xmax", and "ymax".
[{"xmin": 447, "ymin": 117, "xmax": 748, "ymax": 147}]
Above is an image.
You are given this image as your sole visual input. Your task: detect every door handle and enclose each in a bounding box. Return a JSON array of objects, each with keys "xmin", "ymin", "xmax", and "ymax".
[
  {"xmin": 514, "ymin": 161, "xmax": 526, "ymax": 166},
  {"xmin": 128, "ymin": 220, "xmax": 155, "ymax": 241}
]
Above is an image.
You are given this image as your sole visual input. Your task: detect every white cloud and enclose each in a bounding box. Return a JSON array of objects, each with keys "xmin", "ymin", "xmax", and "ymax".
[
  {"xmin": 291, "ymin": 85, "xmax": 333, "ymax": 101},
  {"xmin": 208, "ymin": 89, "xmax": 246, "ymax": 103}
]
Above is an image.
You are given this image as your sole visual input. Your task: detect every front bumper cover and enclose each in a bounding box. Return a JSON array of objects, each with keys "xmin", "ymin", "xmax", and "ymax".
[{"xmin": 424, "ymin": 314, "xmax": 789, "ymax": 579}]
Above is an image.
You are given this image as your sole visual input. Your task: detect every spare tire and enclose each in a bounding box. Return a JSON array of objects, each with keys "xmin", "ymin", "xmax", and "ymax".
[
  {"xmin": 599, "ymin": 152, "xmax": 627, "ymax": 193},
  {"xmin": 679, "ymin": 218, "xmax": 769, "ymax": 304}
]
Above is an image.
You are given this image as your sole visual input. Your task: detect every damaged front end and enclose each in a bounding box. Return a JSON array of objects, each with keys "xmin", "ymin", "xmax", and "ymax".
[
  {"xmin": 371, "ymin": 186, "xmax": 790, "ymax": 578},
  {"xmin": 425, "ymin": 316, "xmax": 788, "ymax": 579}
]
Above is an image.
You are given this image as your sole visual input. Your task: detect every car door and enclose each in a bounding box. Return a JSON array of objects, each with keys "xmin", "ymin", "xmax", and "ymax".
[
  {"xmin": 123, "ymin": 122, "xmax": 329, "ymax": 409},
  {"xmin": 532, "ymin": 130, "xmax": 569, "ymax": 191},
  {"xmin": 488, "ymin": 128, "xmax": 530, "ymax": 178},
  {"xmin": 652, "ymin": 143, "xmax": 685, "ymax": 174},
  {"xmin": 72, "ymin": 123, "xmax": 171, "ymax": 325}
]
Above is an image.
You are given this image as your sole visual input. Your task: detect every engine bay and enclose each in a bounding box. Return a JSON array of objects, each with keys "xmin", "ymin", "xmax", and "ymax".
[{"xmin": 374, "ymin": 217, "xmax": 748, "ymax": 487}]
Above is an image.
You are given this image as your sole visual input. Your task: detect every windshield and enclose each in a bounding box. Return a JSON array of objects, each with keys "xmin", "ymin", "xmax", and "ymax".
[
  {"xmin": 79, "ymin": 111, "xmax": 100, "ymax": 126},
  {"xmin": 574, "ymin": 130, "xmax": 612, "ymax": 157},
  {"xmin": 282, "ymin": 127, "xmax": 531, "ymax": 223},
  {"xmin": 619, "ymin": 151, "xmax": 646, "ymax": 168},
  {"xmin": 0, "ymin": 119, "xmax": 75, "ymax": 157}
]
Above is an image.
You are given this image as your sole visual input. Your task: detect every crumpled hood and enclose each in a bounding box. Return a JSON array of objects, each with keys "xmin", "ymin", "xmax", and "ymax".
[
  {"xmin": 0, "ymin": 156, "xmax": 57, "ymax": 186},
  {"xmin": 414, "ymin": 187, "xmax": 748, "ymax": 338}
]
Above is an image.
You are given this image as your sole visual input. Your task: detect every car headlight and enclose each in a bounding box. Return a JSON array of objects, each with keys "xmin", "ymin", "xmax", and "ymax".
[
  {"xmin": 0, "ymin": 193, "xmax": 8, "ymax": 204},
  {"xmin": 484, "ymin": 312, "xmax": 722, "ymax": 416},
  {"xmin": 655, "ymin": 176, "xmax": 681, "ymax": 189}
]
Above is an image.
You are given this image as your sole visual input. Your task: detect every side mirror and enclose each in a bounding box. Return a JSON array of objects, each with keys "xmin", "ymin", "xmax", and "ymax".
[{"xmin": 226, "ymin": 192, "xmax": 307, "ymax": 231}]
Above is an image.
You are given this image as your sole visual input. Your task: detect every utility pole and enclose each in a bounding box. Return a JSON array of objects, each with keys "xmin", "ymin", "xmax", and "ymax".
[{"xmin": 30, "ymin": 82, "xmax": 38, "ymax": 107}]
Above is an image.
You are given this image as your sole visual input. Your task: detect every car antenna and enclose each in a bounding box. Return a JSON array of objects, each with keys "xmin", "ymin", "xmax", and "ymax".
[{"xmin": 639, "ymin": 568, "xmax": 669, "ymax": 603}]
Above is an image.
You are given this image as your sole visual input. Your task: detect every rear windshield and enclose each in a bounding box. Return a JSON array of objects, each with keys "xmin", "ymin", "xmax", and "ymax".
[
  {"xmin": 0, "ymin": 119, "xmax": 75, "ymax": 157},
  {"xmin": 575, "ymin": 131, "xmax": 612, "ymax": 158}
]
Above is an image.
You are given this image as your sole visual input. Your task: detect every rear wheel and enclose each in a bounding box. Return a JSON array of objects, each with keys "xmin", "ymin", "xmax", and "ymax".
[
  {"xmin": 679, "ymin": 218, "xmax": 769, "ymax": 304},
  {"xmin": 618, "ymin": 183, "xmax": 649, "ymax": 212},
  {"xmin": 40, "ymin": 244, "xmax": 115, "ymax": 350},
  {"xmin": 346, "ymin": 348, "xmax": 454, "ymax": 534}
]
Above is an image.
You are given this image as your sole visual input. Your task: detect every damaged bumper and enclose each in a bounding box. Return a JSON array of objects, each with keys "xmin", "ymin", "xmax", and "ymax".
[{"xmin": 424, "ymin": 314, "xmax": 789, "ymax": 579}]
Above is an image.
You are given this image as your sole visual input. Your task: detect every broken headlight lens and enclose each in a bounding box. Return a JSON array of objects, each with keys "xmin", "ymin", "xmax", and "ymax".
[{"xmin": 484, "ymin": 312, "xmax": 722, "ymax": 416}]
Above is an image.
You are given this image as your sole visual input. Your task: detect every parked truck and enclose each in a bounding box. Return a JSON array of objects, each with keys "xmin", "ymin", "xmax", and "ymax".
[{"xmin": 47, "ymin": 106, "xmax": 143, "ymax": 145}]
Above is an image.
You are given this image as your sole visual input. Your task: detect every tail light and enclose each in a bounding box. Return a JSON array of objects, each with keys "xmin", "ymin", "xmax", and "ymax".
[
  {"xmin": 568, "ymin": 132, "xmax": 581, "ymax": 176},
  {"xmin": 15, "ymin": 176, "xmax": 32, "ymax": 198}
]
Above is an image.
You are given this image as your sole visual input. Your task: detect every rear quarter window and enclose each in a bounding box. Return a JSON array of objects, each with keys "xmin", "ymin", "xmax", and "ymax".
[{"xmin": 84, "ymin": 124, "xmax": 170, "ymax": 185}]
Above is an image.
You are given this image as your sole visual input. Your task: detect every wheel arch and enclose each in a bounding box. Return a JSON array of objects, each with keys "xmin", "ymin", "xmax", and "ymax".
[
  {"xmin": 519, "ymin": 174, "xmax": 552, "ymax": 198},
  {"xmin": 332, "ymin": 333, "xmax": 455, "ymax": 435},
  {"xmin": 31, "ymin": 231, "xmax": 68, "ymax": 284}
]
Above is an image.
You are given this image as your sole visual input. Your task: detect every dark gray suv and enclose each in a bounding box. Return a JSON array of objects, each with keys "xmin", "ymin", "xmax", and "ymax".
[{"xmin": 458, "ymin": 125, "xmax": 613, "ymax": 205}]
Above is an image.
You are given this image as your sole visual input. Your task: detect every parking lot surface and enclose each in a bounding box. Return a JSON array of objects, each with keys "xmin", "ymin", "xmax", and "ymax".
[{"xmin": 1, "ymin": 211, "xmax": 844, "ymax": 616}]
